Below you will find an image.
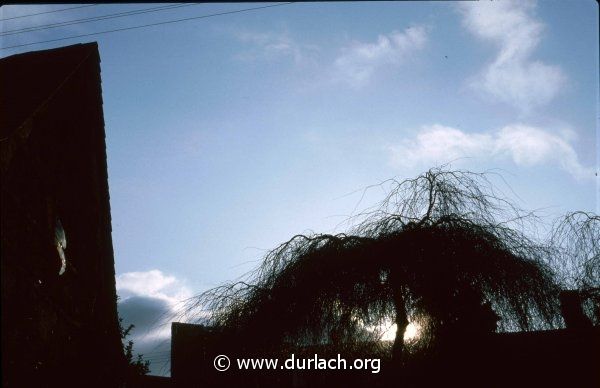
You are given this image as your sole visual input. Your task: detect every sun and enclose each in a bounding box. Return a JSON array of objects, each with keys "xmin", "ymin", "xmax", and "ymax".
[
  {"xmin": 379, "ymin": 321, "xmax": 420, "ymax": 342},
  {"xmin": 403, "ymin": 322, "xmax": 420, "ymax": 342}
]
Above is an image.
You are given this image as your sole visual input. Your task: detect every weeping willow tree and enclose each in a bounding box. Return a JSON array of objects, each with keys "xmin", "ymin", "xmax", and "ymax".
[
  {"xmin": 549, "ymin": 212, "xmax": 600, "ymax": 325},
  {"xmin": 549, "ymin": 212, "xmax": 599, "ymax": 291},
  {"xmin": 183, "ymin": 168, "xmax": 561, "ymax": 363}
]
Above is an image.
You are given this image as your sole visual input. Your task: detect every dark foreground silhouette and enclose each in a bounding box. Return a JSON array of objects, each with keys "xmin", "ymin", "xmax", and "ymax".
[{"xmin": 172, "ymin": 169, "xmax": 599, "ymax": 387}]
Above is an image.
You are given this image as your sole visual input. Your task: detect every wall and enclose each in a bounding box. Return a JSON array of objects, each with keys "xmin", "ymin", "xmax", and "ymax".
[{"xmin": 1, "ymin": 43, "xmax": 125, "ymax": 387}]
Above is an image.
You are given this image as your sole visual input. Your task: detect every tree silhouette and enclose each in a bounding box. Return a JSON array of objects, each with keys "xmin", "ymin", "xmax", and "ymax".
[
  {"xmin": 118, "ymin": 318, "xmax": 151, "ymax": 378},
  {"xmin": 549, "ymin": 212, "xmax": 600, "ymax": 325},
  {"xmin": 184, "ymin": 168, "xmax": 563, "ymax": 367}
]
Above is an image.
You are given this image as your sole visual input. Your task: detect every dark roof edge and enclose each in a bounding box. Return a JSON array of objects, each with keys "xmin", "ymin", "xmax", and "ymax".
[
  {"xmin": 0, "ymin": 42, "xmax": 101, "ymax": 174},
  {"xmin": 1, "ymin": 42, "xmax": 99, "ymax": 62}
]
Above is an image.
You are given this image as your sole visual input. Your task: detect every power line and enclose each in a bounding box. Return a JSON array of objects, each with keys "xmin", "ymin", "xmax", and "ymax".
[
  {"xmin": 1, "ymin": 4, "xmax": 199, "ymax": 36},
  {"xmin": 159, "ymin": 359, "xmax": 172, "ymax": 376},
  {"xmin": 0, "ymin": 4, "xmax": 99, "ymax": 22},
  {"xmin": 1, "ymin": 3, "xmax": 295, "ymax": 51},
  {"xmin": 144, "ymin": 350, "xmax": 171, "ymax": 354},
  {"xmin": 141, "ymin": 350, "xmax": 171, "ymax": 358},
  {"xmin": 143, "ymin": 357, "xmax": 171, "ymax": 362},
  {"xmin": 1, "ymin": 4, "xmax": 190, "ymax": 35}
]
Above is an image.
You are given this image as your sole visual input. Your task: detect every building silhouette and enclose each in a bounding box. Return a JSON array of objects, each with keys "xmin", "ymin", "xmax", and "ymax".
[
  {"xmin": 171, "ymin": 306, "xmax": 600, "ymax": 387},
  {"xmin": 1, "ymin": 43, "xmax": 125, "ymax": 387}
]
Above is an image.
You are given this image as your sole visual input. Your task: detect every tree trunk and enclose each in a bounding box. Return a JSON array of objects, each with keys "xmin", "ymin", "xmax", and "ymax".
[{"xmin": 392, "ymin": 287, "xmax": 408, "ymax": 364}]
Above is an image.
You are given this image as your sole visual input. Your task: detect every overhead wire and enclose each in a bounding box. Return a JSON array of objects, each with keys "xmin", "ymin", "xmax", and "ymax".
[
  {"xmin": 1, "ymin": 3, "xmax": 198, "ymax": 36},
  {"xmin": 1, "ymin": 2, "xmax": 295, "ymax": 51},
  {"xmin": 0, "ymin": 4, "xmax": 98, "ymax": 22},
  {"xmin": 159, "ymin": 359, "xmax": 172, "ymax": 376}
]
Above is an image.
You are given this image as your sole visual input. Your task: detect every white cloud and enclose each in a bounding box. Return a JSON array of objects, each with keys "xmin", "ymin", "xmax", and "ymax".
[
  {"xmin": 334, "ymin": 25, "xmax": 428, "ymax": 87},
  {"xmin": 389, "ymin": 124, "xmax": 594, "ymax": 180},
  {"xmin": 117, "ymin": 269, "xmax": 191, "ymax": 305},
  {"xmin": 458, "ymin": 0, "xmax": 566, "ymax": 112}
]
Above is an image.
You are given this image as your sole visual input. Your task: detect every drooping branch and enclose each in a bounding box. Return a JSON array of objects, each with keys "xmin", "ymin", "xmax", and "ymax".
[{"xmin": 180, "ymin": 167, "xmax": 569, "ymax": 360}]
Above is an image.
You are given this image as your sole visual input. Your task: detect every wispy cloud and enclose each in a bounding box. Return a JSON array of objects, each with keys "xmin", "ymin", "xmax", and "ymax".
[
  {"xmin": 234, "ymin": 29, "xmax": 318, "ymax": 66},
  {"xmin": 230, "ymin": 24, "xmax": 428, "ymax": 87},
  {"xmin": 458, "ymin": 0, "xmax": 566, "ymax": 113},
  {"xmin": 388, "ymin": 124, "xmax": 594, "ymax": 180},
  {"xmin": 333, "ymin": 25, "xmax": 428, "ymax": 87}
]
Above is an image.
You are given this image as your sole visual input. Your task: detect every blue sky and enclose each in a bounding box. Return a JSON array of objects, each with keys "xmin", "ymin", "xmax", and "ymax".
[{"xmin": 2, "ymin": 1, "xmax": 598, "ymax": 375}]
